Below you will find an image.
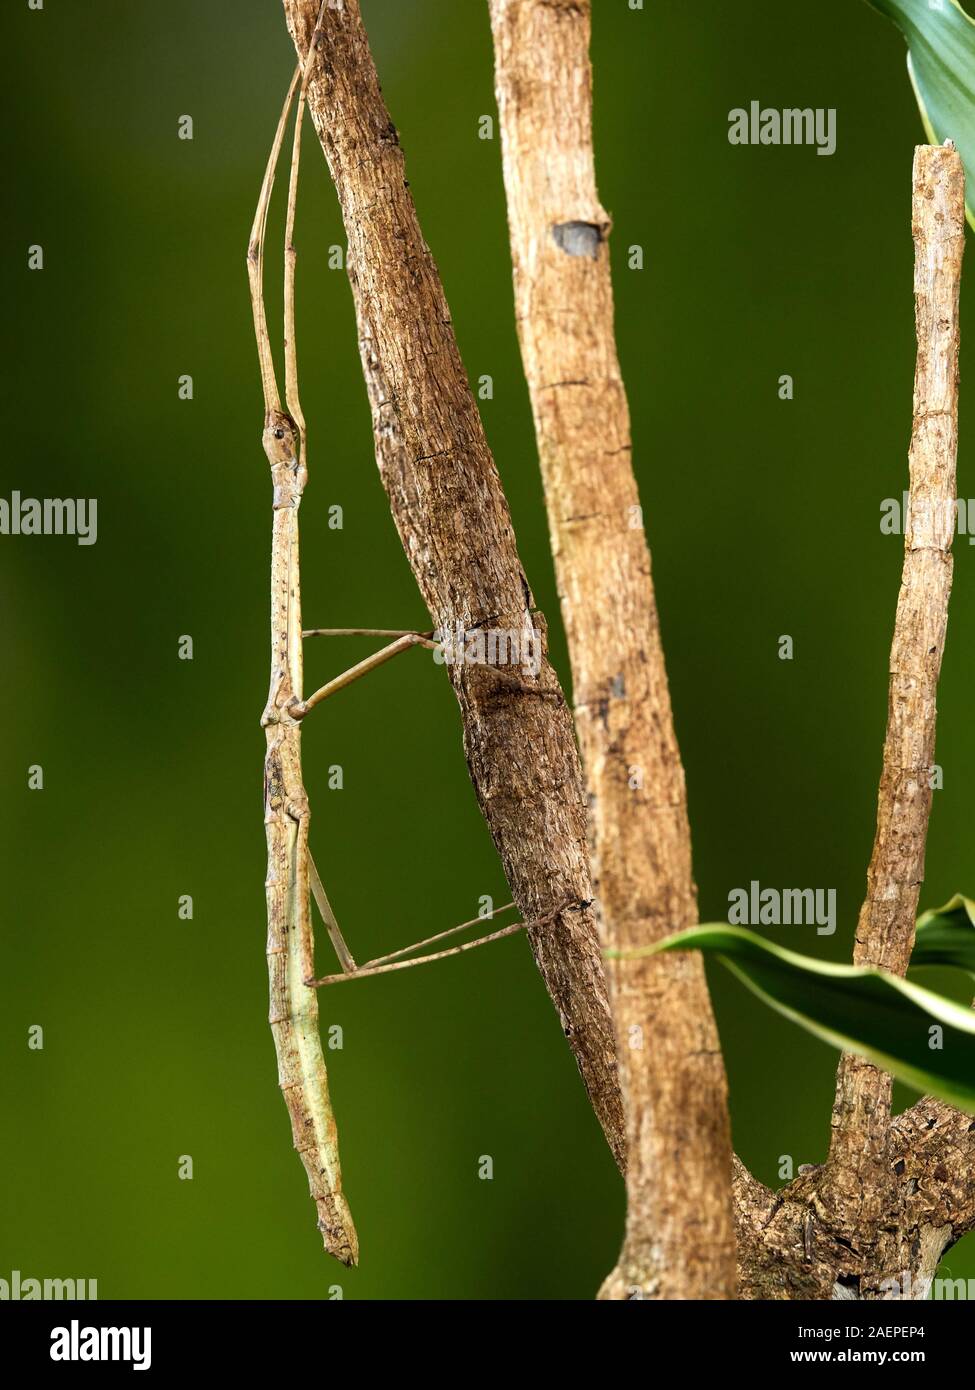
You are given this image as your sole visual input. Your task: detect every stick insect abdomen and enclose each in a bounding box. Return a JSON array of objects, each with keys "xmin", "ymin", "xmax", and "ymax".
[
  {"xmin": 264, "ymin": 731, "xmax": 357, "ymax": 1266},
  {"xmin": 261, "ymin": 410, "xmax": 357, "ymax": 1267}
]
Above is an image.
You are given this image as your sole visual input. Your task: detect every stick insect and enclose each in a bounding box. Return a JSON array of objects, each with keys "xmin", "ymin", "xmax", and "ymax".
[
  {"xmin": 248, "ymin": 10, "xmax": 360, "ymax": 1266},
  {"xmin": 249, "ymin": 11, "xmax": 572, "ymax": 1263}
]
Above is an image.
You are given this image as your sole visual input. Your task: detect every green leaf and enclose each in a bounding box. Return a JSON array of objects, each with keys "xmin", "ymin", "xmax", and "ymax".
[
  {"xmin": 609, "ymin": 924, "xmax": 975, "ymax": 1112},
  {"xmin": 867, "ymin": 0, "xmax": 975, "ymax": 228},
  {"xmin": 913, "ymin": 892, "xmax": 975, "ymax": 975}
]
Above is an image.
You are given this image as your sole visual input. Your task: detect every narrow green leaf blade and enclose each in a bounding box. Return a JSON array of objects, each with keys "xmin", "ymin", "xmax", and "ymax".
[
  {"xmin": 913, "ymin": 892, "xmax": 975, "ymax": 974},
  {"xmin": 867, "ymin": 0, "xmax": 975, "ymax": 227},
  {"xmin": 611, "ymin": 924, "xmax": 975, "ymax": 1112}
]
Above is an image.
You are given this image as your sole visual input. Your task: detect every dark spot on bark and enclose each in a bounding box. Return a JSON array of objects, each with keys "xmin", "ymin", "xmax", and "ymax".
[
  {"xmin": 551, "ymin": 220, "xmax": 603, "ymax": 259},
  {"xmin": 894, "ymin": 1159, "xmax": 906, "ymax": 1175},
  {"xmin": 610, "ymin": 673, "xmax": 626, "ymax": 698}
]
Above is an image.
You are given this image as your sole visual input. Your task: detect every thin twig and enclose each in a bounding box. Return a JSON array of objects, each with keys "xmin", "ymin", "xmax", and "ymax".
[
  {"xmin": 828, "ymin": 142, "xmax": 965, "ymax": 1191},
  {"xmin": 731, "ymin": 146, "xmax": 973, "ymax": 1302}
]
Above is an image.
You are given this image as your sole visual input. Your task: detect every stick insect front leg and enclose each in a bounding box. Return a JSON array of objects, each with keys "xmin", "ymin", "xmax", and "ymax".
[{"xmin": 292, "ymin": 630, "xmax": 437, "ymax": 718}]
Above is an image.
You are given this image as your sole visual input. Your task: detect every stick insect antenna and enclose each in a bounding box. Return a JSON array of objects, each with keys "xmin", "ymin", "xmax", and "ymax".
[
  {"xmin": 247, "ymin": 69, "xmax": 299, "ymax": 416},
  {"xmin": 283, "ymin": 4, "xmax": 328, "ymax": 463}
]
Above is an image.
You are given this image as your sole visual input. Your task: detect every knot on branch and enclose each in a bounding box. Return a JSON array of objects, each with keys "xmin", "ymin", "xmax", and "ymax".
[{"xmin": 551, "ymin": 219, "xmax": 610, "ymax": 260}]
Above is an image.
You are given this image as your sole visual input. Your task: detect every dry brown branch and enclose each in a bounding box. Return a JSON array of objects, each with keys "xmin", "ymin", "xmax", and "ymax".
[
  {"xmin": 279, "ymin": 0, "xmax": 626, "ymax": 1169},
  {"xmin": 826, "ymin": 141, "xmax": 965, "ymax": 1218},
  {"xmin": 488, "ymin": 0, "xmax": 735, "ymax": 1299},
  {"xmin": 734, "ymin": 144, "xmax": 970, "ymax": 1301}
]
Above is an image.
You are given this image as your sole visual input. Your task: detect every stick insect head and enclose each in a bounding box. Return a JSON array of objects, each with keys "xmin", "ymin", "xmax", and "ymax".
[{"xmin": 263, "ymin": 408, "xmax": 301, "ymax": 472}]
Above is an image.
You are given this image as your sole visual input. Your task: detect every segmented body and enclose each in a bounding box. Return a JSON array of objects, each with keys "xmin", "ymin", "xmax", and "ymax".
[{"xmin": 262, "ymin": 411, "xmax": 357, "ymax": 1265}]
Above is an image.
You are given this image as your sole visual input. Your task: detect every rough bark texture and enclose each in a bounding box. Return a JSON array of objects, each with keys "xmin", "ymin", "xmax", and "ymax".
[
  {"xmin": 734, "ymin": 146, "xmax": 975, "ymax": 1299},
  {"xmin": 829, "ymin": 144, "xmax": 965, "ymax": 1184},
  {"xmin": 281, "ymin": 0, "xmax": 625, "ymax": 1170},
  {"xmin": 488, "ymin": 0, "xmax": 735, "ymax": 1299},
  {"xmin": 735, "ymin": 1102, "xmax": 975, "ymax": 1300}
]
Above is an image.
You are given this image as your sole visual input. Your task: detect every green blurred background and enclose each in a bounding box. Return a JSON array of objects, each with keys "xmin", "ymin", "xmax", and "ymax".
[{"xmin": 3, "ymin": 0, "xmax": 974, "ymax": 1299}]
